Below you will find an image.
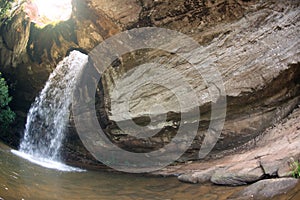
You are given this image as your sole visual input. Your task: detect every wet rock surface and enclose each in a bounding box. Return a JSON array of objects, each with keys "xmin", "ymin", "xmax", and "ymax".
[{"xmin": 228, "ymin": 178, "xmax": 299, "ymax": 200}]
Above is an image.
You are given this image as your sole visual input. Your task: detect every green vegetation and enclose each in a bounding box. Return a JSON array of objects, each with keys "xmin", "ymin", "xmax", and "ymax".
[
  {"xmin": 0, "ymin": 0, "xmax": 14, "ymax": 24},
  {"xmin": 289, "ymin": 158, "xmax": 300, "ymax": 179},
  {"xmin": 0, "ymin": 72, "xmax": 15, "ymax": 132}
]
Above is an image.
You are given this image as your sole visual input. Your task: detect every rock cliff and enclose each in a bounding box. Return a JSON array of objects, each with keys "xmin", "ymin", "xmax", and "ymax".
[{"xmin": 0, "ymin": 0, "xmax": 299, "ymax": 170}]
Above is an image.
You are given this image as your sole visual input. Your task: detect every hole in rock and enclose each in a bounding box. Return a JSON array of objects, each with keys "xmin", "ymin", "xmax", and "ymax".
[{"xmin": 24, "ymin": 0, "xmax": 72, "ymax": 28}]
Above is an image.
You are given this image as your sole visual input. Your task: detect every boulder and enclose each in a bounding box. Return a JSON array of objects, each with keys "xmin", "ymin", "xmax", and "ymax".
[
  {"xmin": 228, "ymin": 178, "xmax": 299, "ymax": 200},
  {"xmin": 178, "ymin": 167, "xmax": 218, "ymax": 184},
  {"xmin": 211, "ymin": 160, "xmax": 264, "ymax": 186}
]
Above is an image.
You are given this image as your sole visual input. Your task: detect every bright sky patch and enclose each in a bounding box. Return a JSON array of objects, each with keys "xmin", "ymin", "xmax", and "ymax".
[{"xmin": 24, "ymin": 0, "xmax": 72, "ymax": 28}]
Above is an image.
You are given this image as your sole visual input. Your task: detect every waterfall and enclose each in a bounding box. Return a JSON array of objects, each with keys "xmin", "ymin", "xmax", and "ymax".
[{"xmin": 19, "ymin": 50, "xmax": 88, "ymax": 162}]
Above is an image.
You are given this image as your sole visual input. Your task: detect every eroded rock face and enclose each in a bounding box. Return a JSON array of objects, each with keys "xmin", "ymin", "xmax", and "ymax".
[
  {"xmin": 0, "ymin": 0, "xmax": 257, "ymax": 115},
  {"xmin": 96, "ymin": 0, "xmax": 300, "ymax": 160},
  {"xmin": 0, "ymin": 0, "xmax": 299, "ymax": 168},
  {"xmin": 0, "ymin": 12, "xmax": 30, "ymax": 68},
  {"xmin": 61, "ymin": 0, "xmax": 300, "ymax": 168}
]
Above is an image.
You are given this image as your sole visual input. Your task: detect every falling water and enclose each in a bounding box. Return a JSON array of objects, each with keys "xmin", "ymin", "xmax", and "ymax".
[{"xmin": 18, "ymin": 51, "xmax": 88, "ymax": 164}]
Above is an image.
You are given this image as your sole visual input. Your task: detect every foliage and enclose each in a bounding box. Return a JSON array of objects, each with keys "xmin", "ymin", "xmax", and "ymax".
[
  {"xmin": 289, "ymin": 158, "xmax": 300, "ymax": 179},
  {"xmin": 0, "ymin": 0, "xmax": 15, "ymax": 25},
  {"xmin": 0, "ymin": 72, "xmax": 15, "ymax": 132}
]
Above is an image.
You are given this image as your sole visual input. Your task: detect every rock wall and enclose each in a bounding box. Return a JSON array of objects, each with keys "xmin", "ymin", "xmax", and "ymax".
[
  {"xmin": 85, "ymin": 0, "xmax": 300, "ymax": 162},
  {"xmin": 0, "ymin": 0, "xmax": 299, "ymax": 166}
]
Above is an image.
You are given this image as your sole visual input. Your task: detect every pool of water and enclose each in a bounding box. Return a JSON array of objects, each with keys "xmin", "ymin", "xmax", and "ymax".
[{"xmin": 0, "ymin": 142, "xmax": 299, "ymax": 200}]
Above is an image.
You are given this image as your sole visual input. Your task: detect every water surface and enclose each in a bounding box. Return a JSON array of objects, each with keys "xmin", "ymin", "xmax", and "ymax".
[{"xmin": 0, "ymin": 143, "xmax": 299, "ymax": 200}]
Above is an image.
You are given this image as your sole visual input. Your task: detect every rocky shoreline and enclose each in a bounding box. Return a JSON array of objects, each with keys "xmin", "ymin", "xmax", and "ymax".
[{"xmin": 152, "ymin": 105, "xmax": 300, "ymax": 198}]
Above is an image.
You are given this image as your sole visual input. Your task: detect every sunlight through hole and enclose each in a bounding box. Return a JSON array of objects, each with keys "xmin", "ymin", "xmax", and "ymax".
[{"xmin": 24, "ymin": 0, "xmax": 72, "ymax": 28}]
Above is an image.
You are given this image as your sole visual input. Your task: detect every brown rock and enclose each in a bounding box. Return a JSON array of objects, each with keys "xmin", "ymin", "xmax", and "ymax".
[
  {"xmin": 228, "ymin": 178, "xmax": 299, "ymax": 200},
  {"xmin": 0, "ymin": 0, "xmax": 299, "ymax": 170},
  {"xmin": 155, "ymin": 106, "xmax": 300, "ymax": 191},
  {"xmin": 1, "ymin": 12, "xmax": 31, "ymax": 68},
  {"xmin": 211, "ymin": 160, "xmax": 264, "ymax": 186},
  {"xmin": 98, "ymin": 0, "xmax": 300, "ymax": 157},
  {"xmin": 88, "ymin": 0, "xmax": 142, "ymax": 26},
  {"xmin": 178, "ymin": 167, "xmax": 218, "ymax": 184}
]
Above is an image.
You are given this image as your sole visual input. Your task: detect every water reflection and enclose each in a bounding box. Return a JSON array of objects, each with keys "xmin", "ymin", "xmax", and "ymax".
[{"xmin": 0, "ymin": 143, "xmax": 299, "ymax": 200}]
